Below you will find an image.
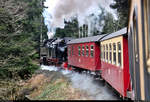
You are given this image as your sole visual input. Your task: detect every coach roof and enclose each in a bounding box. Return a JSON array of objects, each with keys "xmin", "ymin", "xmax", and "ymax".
[
  {"xmin": 100, "ymin": 27, "xmax": 127, "ymax": 41},
  {"xmin": 67, "ymin": 34, "xmax": 107, "ymax": 44}
]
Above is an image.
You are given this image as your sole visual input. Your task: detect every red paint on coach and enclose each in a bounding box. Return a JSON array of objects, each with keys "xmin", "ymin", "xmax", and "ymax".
[
  {"xmin": 68, "ymin": 42, "xmax": 101, "ymax": 71},
  {"xmin": 101, "ymin": 36, "xmax": 130, "ymax": 97}
]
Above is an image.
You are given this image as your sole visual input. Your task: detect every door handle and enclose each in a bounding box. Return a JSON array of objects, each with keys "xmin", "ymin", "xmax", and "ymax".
[{"xmin": 135, "ymin": 53, "xmax": 138, "ymax": 62}]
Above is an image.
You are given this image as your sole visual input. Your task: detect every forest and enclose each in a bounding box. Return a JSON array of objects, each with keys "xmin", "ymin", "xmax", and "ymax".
[
  {"xmin": 0, "ymin": 0, "xmax": 47, "ymax": 99},
  {"xmin": 0, "ymin": 0, "xmax": 48, "ymax": 79}
]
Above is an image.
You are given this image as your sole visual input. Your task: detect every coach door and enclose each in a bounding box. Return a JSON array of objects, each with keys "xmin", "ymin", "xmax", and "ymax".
[
  {"xmin": 128, "ymin": 0, "xmax": 148, "ymax": 100},
  {"xmin": 142, "ymin": 0, "xmax": 150, "ymax": 100},
  {"xmin": 132, "ymin": 12, "xmax": 141, "ymax": 100}
]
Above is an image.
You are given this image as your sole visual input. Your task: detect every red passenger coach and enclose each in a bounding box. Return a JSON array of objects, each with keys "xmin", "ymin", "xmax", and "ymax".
[
  {"xmin": 100, "ymin": 27, "xmax": 131, "ymax": 98},
  {"xmin": 67, "ymin": 35, "xmax": 106, "ymax": 73}
]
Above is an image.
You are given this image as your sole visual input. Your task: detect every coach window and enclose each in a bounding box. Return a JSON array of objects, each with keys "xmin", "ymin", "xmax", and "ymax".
[
  {"xmin": 72, "ymin": 46, "xmax": 74, "ymax": 56},
  {"xmin": 109, "ymin": 44, "xmax": 112, "ymax": 63},
  {"xmin": 78, "ymin": 46, "xmax": 81, "ymax": 56},
  {"xmin": 113, "ymin": 43, "xmax": 116, "ymax": 65},
  {"xmin": 132, "ymin": 13, "xmax": 140, "ymax": 64},
  {"xmin": 104, "ymin": 45, "xmax": 105, "ymax": 61},
  {"xmin": 106, "ymin": 44, "xmax": 108, "ymax": 62},
  {"xmin": 82, "ymin": 45, "xmax": 85, "ymax": 56},
  {"xmin": 102, "ymin": 45, "xmax": 103, "ymax": 60},
  {"xmin": 86, "ymin": 45, "xmax": 89, "ymax": 57},
  {"xmin": 146, "ymin": 0, "xmax": 150, "ymax": 58},
  {"xmin": 148, "ymin": 0, "xmax": 150, "ymax": 58},
  {"xmin": 118, "ymin": 42, "xmax": 122, "ymax": 67},
  {"xmin": 144, "ymin": 0, "xmax": 150, "ymax": 73},
  {"xmin": 69, "ymin": 47, "xmax": 71, "ymax": 56},
  {"xmin": 144, "ymin": 1, "xmax": 150, "ymax": 58},
  {"xmin": 101, "ymin": 45, "xmax": 103, "ymax": 60},
  {"xmin": 91, "ymin": 45, "xmax": 94, "ymax": 57}
]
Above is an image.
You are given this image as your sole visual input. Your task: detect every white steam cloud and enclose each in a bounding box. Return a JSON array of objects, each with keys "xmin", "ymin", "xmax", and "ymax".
[
  {"xmin": 41, "ymin": 65, "xmax": 58, "ymax": 71},
  {"xmin": 41, "ymin": 65, "xmax": 118, "ymax": 100},
  {"xmin": 69, "ymin": 73, "xmax": 118, "ymax": 100},
  {"xmin": 43, "ymin": 0, "xmax": 117, "ymax": 39}
]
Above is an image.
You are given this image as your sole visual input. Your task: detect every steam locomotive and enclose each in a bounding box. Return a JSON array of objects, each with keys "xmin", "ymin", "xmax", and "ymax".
[
  {"xmin": 41, "ymin": 0, "xmax": 150, "ymax": 101},
  {"xmin": 40, "ymin": 37, "xmax": 73, "ymax": 66}
]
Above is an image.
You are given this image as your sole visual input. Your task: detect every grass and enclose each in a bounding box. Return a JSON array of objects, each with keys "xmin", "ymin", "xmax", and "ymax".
[
  {"xmin": 9, "ymin": 70, "xmax": 91, "ymax": 100},
  {"xmin": 34, "ymin": 79, "xmax": 68, "ymax": 100},
  {"xmin": 0, "ymin": 79, "xmax": 23, "ymax": 100}
]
